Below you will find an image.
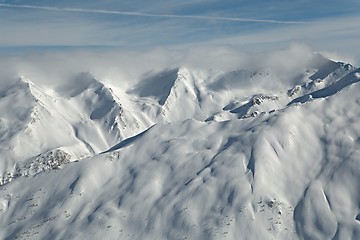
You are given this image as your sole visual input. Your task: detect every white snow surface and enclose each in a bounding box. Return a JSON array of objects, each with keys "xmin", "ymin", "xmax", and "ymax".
[{"xmin": 0, "ymin": 52, "xmax": 360, "ymax": 239}]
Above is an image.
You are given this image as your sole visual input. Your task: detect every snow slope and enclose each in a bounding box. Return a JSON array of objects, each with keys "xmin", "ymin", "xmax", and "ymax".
[{"xmin": 0, "ymin": 53, "xmax": 359, "ymax": 239}]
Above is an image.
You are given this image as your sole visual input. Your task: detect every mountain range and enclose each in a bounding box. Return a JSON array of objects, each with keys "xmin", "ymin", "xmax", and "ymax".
[{"xmin": 0, "ymin": 53, "xmax": 359, "ymax": 239}]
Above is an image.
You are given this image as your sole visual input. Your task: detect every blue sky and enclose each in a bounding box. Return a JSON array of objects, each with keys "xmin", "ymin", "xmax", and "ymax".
[{"xmin": 0, "ymin": 0, "xmax": 360, "ymax": 63}]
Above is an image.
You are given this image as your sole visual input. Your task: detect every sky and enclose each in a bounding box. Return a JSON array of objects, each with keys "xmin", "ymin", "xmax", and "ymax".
[{"xmin": 0, "ymin": 0, "xmax": 360, "ymax": 64}]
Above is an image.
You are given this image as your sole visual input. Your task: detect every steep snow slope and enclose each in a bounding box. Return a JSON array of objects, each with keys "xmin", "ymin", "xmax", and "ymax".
[
  {"xmin": 0, "ymin": 73, "xmax": 145, "ymax": 184},
  {"xmin": 0, "ymin": 54, "xmax": 359, "ymax": 239}
]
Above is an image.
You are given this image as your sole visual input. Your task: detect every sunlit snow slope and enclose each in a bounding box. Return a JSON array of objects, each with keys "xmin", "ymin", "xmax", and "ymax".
[{"xmin": 0, "ymin": 53, "xmax": 359, "ymax": 239}]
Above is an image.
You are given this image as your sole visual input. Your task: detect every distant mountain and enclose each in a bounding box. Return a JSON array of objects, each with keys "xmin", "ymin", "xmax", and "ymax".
[{"xmin": 0, "ymin": 54, "xmax": 359, "ymax": 239}]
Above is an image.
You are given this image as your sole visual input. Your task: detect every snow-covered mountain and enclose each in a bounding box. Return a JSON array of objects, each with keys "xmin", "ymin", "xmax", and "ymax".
[{"xmin": 0, "ymin": 53, "xmax": 359, "ymax": 239}]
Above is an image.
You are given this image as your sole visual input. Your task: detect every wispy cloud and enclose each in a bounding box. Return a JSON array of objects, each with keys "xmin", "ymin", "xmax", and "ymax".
[
  {"xmin": 0, "ymin": 3, "xmax": 313, "ymax": 24},
  {"xmin": 0, "ymin": 44, "xmax": 320, "ymax": 88}
]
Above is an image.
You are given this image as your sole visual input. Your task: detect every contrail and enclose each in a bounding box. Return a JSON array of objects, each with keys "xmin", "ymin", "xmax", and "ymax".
[{"xmin": 0, "ymin": 3, "xmax": 312, "ymax": 24}]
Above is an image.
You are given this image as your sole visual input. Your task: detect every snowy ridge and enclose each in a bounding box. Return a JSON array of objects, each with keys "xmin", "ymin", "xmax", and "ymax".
[
  {"xmin": 0, "ymin": 73, "xmax": 145, "ymax": 182},
  {"xmin": 0, "ymin": 54, "xmax": 359, "ymax": 239}
]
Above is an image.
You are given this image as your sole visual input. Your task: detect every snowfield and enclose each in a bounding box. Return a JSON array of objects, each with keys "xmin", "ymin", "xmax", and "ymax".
[{"xmin": 0, "ymin": 51, "xmax": 359, "ymax": 239}]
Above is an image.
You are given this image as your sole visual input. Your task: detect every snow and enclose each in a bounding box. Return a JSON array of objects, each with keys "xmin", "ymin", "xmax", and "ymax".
[{"xmin": 0, "ymin": 50, "xmax": 359, "ymax": 239}]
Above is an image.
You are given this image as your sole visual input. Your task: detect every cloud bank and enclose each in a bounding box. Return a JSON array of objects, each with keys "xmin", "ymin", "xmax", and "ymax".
[{"xmin": 0, "ymin": 44, "xmax": 343, "ymax": 91}]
